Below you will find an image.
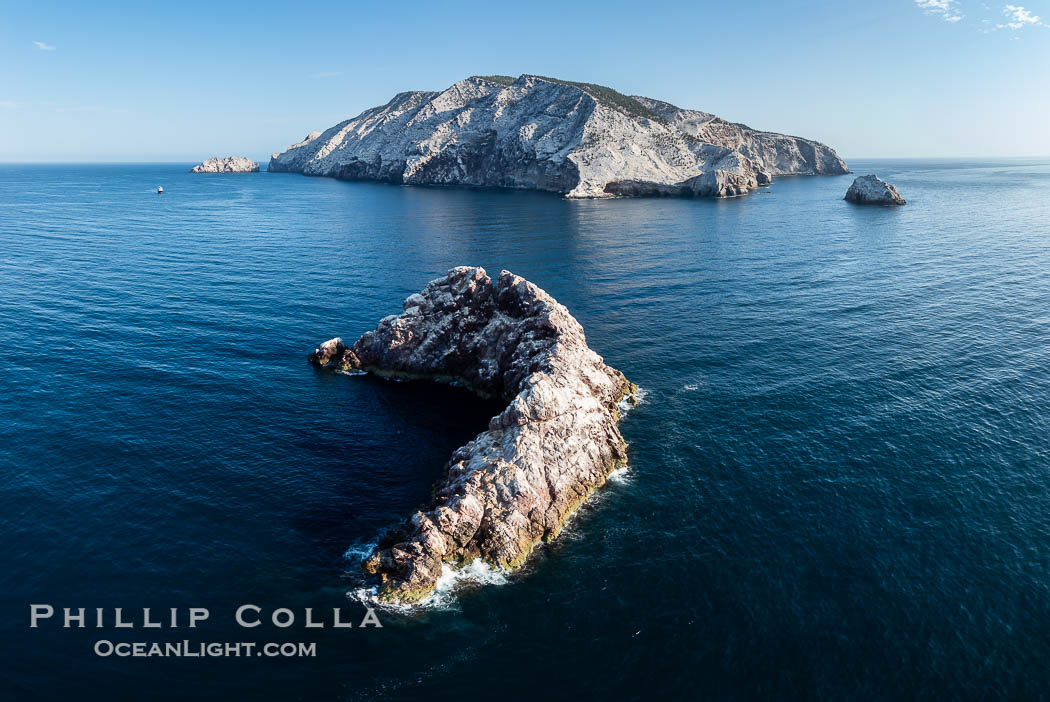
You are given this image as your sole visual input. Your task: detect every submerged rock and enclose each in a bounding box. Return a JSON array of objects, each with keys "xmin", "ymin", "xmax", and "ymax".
[
  {"xmin": 189, "ymin": 156, "xmax": 260, "ymax": 173},
  {"xmin": 310, "ymin": 266, "xmax": 636, "ymax": 603},
  {"xmin": 271, "ymin": 74, "xmax": 848, "ymax": 199},
  {"xmin": 844, "ymin": 174, "xmax": 906, "ymax": 206}
]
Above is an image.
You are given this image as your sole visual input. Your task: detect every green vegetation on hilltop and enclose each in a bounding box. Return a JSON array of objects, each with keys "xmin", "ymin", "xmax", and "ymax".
[
  {"xmin": 531, "ymin": 76, "xmax": 666, "ymax": 123},
  {"xmin": 472, "ymin": 75, "xmax": 517, "ymax": 86},
  {"xmin": 470, "ymin": 74, "xmax": 665, "ymax": 123}
]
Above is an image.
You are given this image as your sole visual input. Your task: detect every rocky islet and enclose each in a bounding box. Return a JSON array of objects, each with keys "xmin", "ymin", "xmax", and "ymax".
[{"xmin": 310, "ymin": 267, "xmax": 637, "ymax": 603}]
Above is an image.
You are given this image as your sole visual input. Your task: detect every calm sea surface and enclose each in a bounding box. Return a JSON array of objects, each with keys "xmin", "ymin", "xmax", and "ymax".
[{"xmin": 2, "ymin": 160, "xmax": 1050, "ymax": 700}]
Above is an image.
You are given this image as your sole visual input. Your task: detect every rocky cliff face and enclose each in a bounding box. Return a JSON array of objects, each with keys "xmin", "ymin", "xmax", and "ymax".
[
  {"xmin": 309, "ymin": 266, "xmax": 636, "ymax": 603},
  {"xmin": 845, "ymin": 174, "xmax": 906, "ymax": 205},
  {"xmin": 270, "ymin": 74, "xmax": 848, "ymax": 198},
  {"xmin": 632, "ymin": 97, "xmax": 849, "ymax": 176},
  {"xmin": 190, "ymin": 156, "xmax": 259, "ymax": 173}
]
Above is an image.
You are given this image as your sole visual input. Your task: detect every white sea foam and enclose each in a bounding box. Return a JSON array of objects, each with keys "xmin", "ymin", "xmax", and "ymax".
[
  {"xmin": 351, "ymin": 558, "xmax": 508, "ymax": 612},
  {"xmin": 427, "ymin": 559, "xmax": 508, "ymax": 605},
  {"xmin": 683, "ymin": 383, "xmax": 698, "ymax": 391},
  {"xmin": 617, "ymin": 386, "xmax": 647, "ymax": 415},
  {"xmin": 347, "ymin": 386, "xmax": 637, "ymax": 612},
  {"xmin": 336, "ymin": 369, "xmax": 367, "ymax": 376},
  {"xmin": 342, "ymin": 541, "xmax": 378, "ymax": 563}
]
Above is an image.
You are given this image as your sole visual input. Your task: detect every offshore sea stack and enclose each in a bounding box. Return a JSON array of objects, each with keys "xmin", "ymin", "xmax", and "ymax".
[
  {"xmin": 271, "ymin": 74, "xmax": 848, "ymax": 199},
  {"xmin": 844, "ymin": 174, "xmax": 906, "ymax": 205},
  {"xmin": 310, "ymin": 266, "xmax": 637, "ymax": 603},
  {"xmin": 189, "ymin": 156, "xmax": 260, "ymax": 173}
]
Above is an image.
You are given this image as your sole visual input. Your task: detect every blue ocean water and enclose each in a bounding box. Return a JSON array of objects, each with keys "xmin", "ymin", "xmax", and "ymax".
[{"xmin": 2, "ymin": 160, "xmax": 1050, "ymax": 700}]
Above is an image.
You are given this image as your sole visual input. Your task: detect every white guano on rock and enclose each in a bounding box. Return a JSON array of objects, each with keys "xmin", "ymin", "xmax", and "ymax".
[{"xmin": 309, "ymin": 266, "xmax": 637, "ymax": 603}]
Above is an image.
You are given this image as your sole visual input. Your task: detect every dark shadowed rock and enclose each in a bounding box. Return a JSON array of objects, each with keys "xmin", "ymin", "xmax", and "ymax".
[{"xmin": 309, "ymin": 266, "xmax": 637, "ymax": 603}]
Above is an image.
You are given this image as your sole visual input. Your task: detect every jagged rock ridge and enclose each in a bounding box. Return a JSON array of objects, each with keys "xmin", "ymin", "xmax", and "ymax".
[
  {"xmin": 309, "ymin": 266, "xmax": 637, "ymax": 603},
  {"xmin": 190, "ymin": 156, "xmax": 260, "ymax": 173},
  {"xmin": 270, "ymin": 74, "xmax": 848, "ymax": 198}
]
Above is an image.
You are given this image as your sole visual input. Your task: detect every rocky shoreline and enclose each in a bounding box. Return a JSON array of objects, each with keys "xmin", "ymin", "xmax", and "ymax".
[{"xmin": 309, "ymin": 266, "xmax": 636, "ymax": 603}]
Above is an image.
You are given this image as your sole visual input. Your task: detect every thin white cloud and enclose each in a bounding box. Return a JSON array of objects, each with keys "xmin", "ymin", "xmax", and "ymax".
[
  {"xmin": 312, "ymin": 71, "xmax": 341, "ymax": 78},
  {"xmin": 996, "ymin": 4, "xmax": 1043, "ymax": 28},
  {"xmin": 915, "ymin": 0, "xmax": 966, "ymax": 21},
  {"xmin": 0, "ymin": 100, "xmax": 23, "ymax": 109},
  {"xmin": 33, "ymin": 41, "xmax": 56, "ymax": 51}
]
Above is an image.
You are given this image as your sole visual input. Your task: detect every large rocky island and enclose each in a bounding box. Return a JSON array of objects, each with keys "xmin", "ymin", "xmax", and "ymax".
[
  {"xmin": 310, "ymin": 266, "xmax": 636, "ymax": 603},
  {"xmin": 271, "ymin": 74, "xmax": 848, "ymax": 198},
  {"xmin": 190, "ymin": 156, "xmax": 260, "ymax": 173}
]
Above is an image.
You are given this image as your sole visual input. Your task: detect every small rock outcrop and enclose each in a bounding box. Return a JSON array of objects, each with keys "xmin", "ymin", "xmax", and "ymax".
[
  {"xmin": 189, "ymin": 156, "xmax": 260, "ymax": 173},
  {"xmin": 271, "ymin": 74, "xmax": 848, "ymax": 199},
  {"xmin": 844, "ymin": 174, "xmax": 906, "ymax": 206},
  {"xmin": 310, "ymin": 266, "xmax": 637, "ymax": 603}
]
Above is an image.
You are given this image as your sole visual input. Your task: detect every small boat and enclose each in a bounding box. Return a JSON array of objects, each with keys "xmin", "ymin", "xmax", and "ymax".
[{"xmin": 157, "ymin": 186, "xmax": 164, "ymax": 194}]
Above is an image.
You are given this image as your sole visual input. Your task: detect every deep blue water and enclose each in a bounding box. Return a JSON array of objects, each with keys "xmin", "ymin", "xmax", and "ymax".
[{"xmin": 2, "ymin": 160, "xmax": 1050, "ymax": 700}]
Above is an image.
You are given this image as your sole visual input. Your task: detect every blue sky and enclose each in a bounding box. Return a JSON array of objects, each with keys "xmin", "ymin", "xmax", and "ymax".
[{"xmin": 1, "ymin": 0, "xmax": 1048, "ymax": 161}]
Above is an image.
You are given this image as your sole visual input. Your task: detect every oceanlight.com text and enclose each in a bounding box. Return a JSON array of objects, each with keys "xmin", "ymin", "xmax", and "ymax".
[{"xmin": 93, "ymin": 640, "xmax": 317, "ymax": 658}]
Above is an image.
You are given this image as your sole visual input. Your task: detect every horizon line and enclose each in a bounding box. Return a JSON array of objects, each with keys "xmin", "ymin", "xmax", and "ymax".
[{"xmin": 4, "ymin": 155, "xmax": 1050, "ymax": 165}]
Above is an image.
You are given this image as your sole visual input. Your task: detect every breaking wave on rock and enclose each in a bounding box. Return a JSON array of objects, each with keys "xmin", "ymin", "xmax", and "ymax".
[
  {"xmin": 351, "ymin": 559, "xmax": 509, "ymax": 612},
  {"xmin": 617, "ymin": 386, "xmax": 647, "ymax": 415}
]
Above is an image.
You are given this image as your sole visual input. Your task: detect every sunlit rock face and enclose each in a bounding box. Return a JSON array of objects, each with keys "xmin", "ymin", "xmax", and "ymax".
[
  {"xmin": 190, "ymin": 157, "xmax": 260, "ymax": 173},
  {"xmin": 845, "ymin": 174, "xmax": 906, "ymax": 205},
  {"xmin": 309, "ymin": 266, "xmax": 637, "ymax": 603},
  {"xmin": 270, "ymin": 74, "xmax": 848, "ymax": 199}
]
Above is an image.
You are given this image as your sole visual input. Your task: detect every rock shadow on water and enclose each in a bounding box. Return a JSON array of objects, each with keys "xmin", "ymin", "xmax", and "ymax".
[
  {"xmin": 311, "ymin": 266, "xmax": 638, "ymax": 605},
  {"xmin": 290, "ymin": 368, "xmax": 505, "ymax": 553}
]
